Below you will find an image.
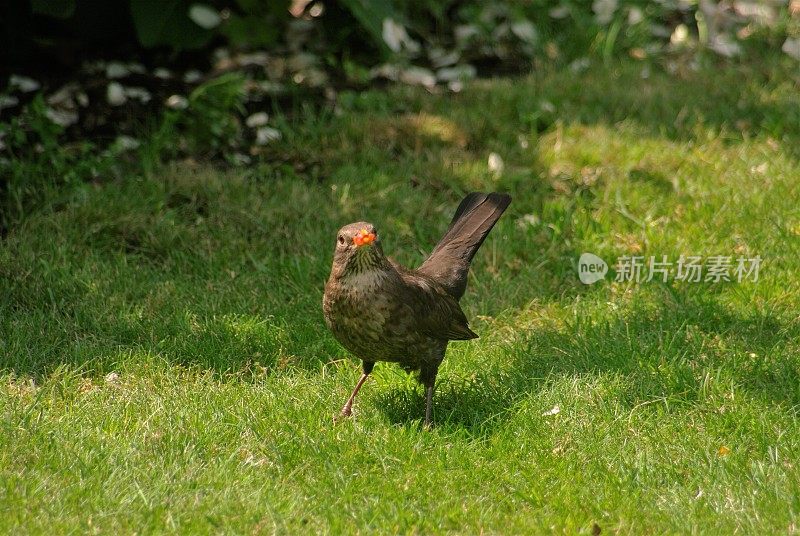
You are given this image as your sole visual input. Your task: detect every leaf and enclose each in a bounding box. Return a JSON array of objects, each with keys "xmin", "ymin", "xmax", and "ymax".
[
  {"xmin": 130, "ymin": 0, "xmax": 213, "ymax": 50},
  {"xmin": 338, "ymin": 0, "xmax": 397, "ymax": 55},
  {"xmin": 488, "ymin": 152, "xmax": 504, "ymax": 175},
  {"xmin": 511, "ymin": 20, "xmax": 537, "ymax": 44},
  {"xmin": 188, "ymin": 4, "xmax": 221, "ymax": 29},
  {"xmin": 782, "ymin": 38, "xmax": 800, "ymax": 61},
  {"xmin": 542, "ymin": 405, "xmax": 560, "ymax": 416}
]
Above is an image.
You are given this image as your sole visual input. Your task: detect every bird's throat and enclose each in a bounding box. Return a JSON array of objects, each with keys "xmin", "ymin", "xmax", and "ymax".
[{"xmin": 339, "ymin": 266, "xmax": 390, "ymax": 293}]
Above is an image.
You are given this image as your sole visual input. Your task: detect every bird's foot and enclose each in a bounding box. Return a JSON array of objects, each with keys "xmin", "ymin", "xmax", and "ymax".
[{"xmin": 333, "ymin": 406, "xmax": 352, "ymax": 424}]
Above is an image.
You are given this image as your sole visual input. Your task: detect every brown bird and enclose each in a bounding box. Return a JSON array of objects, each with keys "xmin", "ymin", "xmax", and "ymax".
[{"xmin": 323, "ymin": 192, "xmax": 511, "ymax": 425}]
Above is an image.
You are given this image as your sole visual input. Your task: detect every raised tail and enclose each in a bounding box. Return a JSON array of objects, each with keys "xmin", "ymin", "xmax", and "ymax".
[{"xmin": 417, "ymin": 192, "xmax": 511, "ymax": 300}]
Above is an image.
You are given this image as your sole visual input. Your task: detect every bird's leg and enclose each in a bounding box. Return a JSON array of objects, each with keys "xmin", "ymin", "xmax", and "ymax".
[
  {"xmin": 339, "ymin": 374, "xmax": 369, "ymax": 417},
  {"xmin": 419, "ymin": 363, "xmax": 440, "ymax": 428},
  {"xmin": 338, "ymin": 361, "xmax": 374, "ymax": 419},
  {"xmin": 424, "ymin": 383, "xmax": 435, "ymax": 428}
]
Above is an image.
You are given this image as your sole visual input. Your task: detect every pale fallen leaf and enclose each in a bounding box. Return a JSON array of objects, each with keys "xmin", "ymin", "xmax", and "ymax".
[
  {"xmin": 429, "ymin": 48, "xmax": 460, "ymax": 68},
  {"xmin": 298, "ymin": 67, "xmax": 328, "ymax": 87},
  {"xmin": 542, "ymin": 404, "xmax": 560, "ymax": 416},
  {"xmin": 154, "ymin": 68, "xmax": 172, "ymax": 79},
  {"xmin": 540, "ymin": 100, "xmax": 555, "ymax": 113},
  {"xmin": 398, "ymin": 67, "xmax": 436, "ymax": 88},
  {"xmin": 782, "ymin": 38, "xmax": 800, "ymax": 61},
  {"xmin": 255, "ymin": 126, "xmax": 282, "ymax": 145},
  {"xmin": 45, "ymin": 108, "xmax": 79, "ymax": 127},
  {"xmin": 382, "ymin": 18, "xmax": 404, "ymax": 52},
  {"xmin": 231, "ymin": 153, "xmax": 251, "ymax": 166},
  {"xmin": 246, "ymin": 112, "xmax": 269, "ymax": 128},
  {"xmin": 166, "ymin": 95, "xmax": 189, "ymax": 110},
  {"xmin": 517, "ymin": 214, "xmax": 540, "ymax": 228},
  {"xmin": 125, "ymin": 87, "xmax": 151, "ymax": 104},
  {"xmin": 237, "ymin": 52, "xmax": 270, "ymax": 67},
  {"xmin": 105, "ymin": 62, "xmax": 130, "ymax": 79},
  {"xmin": 454, "ymin": 24, "xmax": 480, "ymax": 45},
  {"xmin": 114, "ymin": 135, "xmax": 140, "ymax": 151},
  {"xmin": 47, "ymin": 83, "xmax": 80, "ymax": 107},
  {"xmin": 734, "ymin": 1, "xmax": 776, "ymax": 26},
  {"xmin": 106, "ymin": 82, "xmax": 127, "ymax": 106},
  {"xmin": 382, "ymin": 18, "xmax": 420, "ymax": 54},
  {"xmin": 593, "ymin": 0, "xmax": 618, "ymax": 25},
  {"xmin": 9, "ymin": 74, "xmax": 40, "ymax": 93},
  {"xmin": 569, "ymin": 58, "xmax": 590, "ymax": 73},
  {"xmin": 0, "ymin": 95, "xmax": 20, "ymax": 111},
  {"xmin": 511, "ymin": 20, "xmax": 537, "ymax": 43},
  {"xmin": 671, "ymin": 24, "xmax": 689, "ymax": 46},
  {"xmin": 709, "ymin": 34, "xmax": 742, "ymax": 57},
  {"xmin": 105, "ymin": 372, "xmax": 120, "ymax": 384},
  {"xmin": 189, "ymin": 3, "xmax": 221, "ymax": 29},
  {"xmin": 183, "ymin": 70, "xmax": 203, "ymax": 84},
  {"xmin": 436, "ymin": 64, "xmax": 476, "ymax": 83},
  {"xmin": 287, "ymin": 52, "xmax": 317, "ymax": 72},
  {"xmin": 628, "ymin": 6, "xmax": 643, "ymax": 25},
  {"xmin": 630, "ymin": 48, "xmax": 646, "ymax": 60},
  {"xmin": 488, "ymin": 152, "xmax": 504, "ymax": 175},
  {"xmin": 370, "ymin": 63, "xmax": 401, "ymax": 81}
]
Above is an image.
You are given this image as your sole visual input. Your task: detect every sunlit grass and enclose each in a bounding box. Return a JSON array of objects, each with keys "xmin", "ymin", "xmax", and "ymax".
[{"xmin": 2, "ymin": 60, "xmax": 799, "ymax": 533}]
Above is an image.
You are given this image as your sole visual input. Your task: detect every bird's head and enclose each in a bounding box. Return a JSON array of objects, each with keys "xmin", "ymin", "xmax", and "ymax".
[{"xmin": 331, "ymin": 222, "xmax": 387, "ymax": 277}]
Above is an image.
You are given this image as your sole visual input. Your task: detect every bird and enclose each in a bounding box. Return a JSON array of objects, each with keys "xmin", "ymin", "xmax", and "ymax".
[{"xmin": 322, "ymin": 192, "xmax": 512, "ymax": 426}]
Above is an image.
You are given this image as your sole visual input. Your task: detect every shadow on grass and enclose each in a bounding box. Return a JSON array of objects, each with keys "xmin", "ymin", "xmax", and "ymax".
[
  {"xmin": 374, "ymin": 285, "xmax": 799, "ymax": 436},
  {"xmin": 2, "ymin": 61, "xmax": 799, "ymax": 405},
  {"xmin": 494, "ymin": 62, "xmax": 800, "ymax": 159}
]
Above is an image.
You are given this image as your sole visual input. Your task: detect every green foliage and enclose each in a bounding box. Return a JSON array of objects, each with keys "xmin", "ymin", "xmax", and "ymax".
[
  {"xmin": 221, "ymin": 0, "xmax": 291, "ymax": 47},
  {"xmin": 130, "ymin": 0, "xmax": 215, "ymax": 50},
  {"xmin": 9, "ymin": 0, "xmax": 797, "ymax": 64},
  {"xmin": 338, "ymin": 0, "xmax": 398, "ymax": 55},
  {"xmin": 0, "ymin": 96, "xmax": 118, "ymax": 233},
  {"xmin": 144, "ymin": 73, "xmax": 247, "ymax": 169},
  {"xmin": 182, "ymin": 72, "xmax": 247, "ymax": 153},
  {"xmin": 20, "ymin": 0, "xmax": 291, "ymax": 53}
]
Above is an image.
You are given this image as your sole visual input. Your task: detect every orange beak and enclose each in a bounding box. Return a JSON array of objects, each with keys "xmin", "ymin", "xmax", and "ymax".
[{"xmin": 353, "ymin": 229, "xmax": 376, "ymax": 247}]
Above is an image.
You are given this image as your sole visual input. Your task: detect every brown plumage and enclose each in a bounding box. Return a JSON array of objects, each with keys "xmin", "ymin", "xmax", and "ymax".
[{"xmin": 323, "ymin": 192, "xmax": 512, "ymax": 425}]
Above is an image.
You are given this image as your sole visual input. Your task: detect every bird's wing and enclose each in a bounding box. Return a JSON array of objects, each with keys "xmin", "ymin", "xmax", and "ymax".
[{"xmin": 394, "ymin": 270, "xmax": 478, "ymax": 341}]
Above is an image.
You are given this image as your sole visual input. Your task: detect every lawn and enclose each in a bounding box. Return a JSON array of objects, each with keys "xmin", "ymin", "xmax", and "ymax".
[{"xmin": 2, "ymin": 60, "xmax": 800, "ymax": 533}]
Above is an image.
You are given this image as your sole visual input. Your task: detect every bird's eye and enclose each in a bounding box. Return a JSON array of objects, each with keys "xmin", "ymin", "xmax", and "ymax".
[{"xmin": 337, "ymin": 235, "xmax": 345, "ymax": 245}]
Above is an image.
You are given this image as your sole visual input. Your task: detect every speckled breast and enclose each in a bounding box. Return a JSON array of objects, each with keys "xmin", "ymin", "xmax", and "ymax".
[{"xmin": 323, "ymin": 271, "xmax": 439, "ymax": 365}]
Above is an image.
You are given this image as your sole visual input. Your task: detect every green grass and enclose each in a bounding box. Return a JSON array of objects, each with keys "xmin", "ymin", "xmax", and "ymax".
[{"xmin": 2, "ymin": 59, "xmax": 800, "ymax": 533}]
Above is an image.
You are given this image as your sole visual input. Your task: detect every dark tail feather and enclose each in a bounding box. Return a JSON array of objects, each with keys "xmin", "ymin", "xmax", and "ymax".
[{"xmin": 417, "ymin": 192, "xmax": 511, "ymax": 299}]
